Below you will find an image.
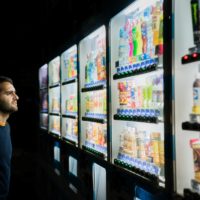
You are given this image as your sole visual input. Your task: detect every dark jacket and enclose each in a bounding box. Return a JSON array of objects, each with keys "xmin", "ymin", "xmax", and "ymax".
[{"xmin": 0, "ymin": 124, "xmax": 12, "ymax": 200}]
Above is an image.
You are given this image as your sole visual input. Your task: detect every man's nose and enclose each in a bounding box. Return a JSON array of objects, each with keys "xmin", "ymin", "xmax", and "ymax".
[{"xmin": 14, "ymin": 93, "xmax": 19, "ymax": 100}]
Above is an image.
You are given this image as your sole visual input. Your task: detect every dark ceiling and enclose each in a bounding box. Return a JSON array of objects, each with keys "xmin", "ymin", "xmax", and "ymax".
[
  {"xmin": 2, "ymin": 0, "xmax": 114, "ymax": 85},
  {"xmin": 2, "ymin": 0, "xmax": 106, "ymax": 71},
  {"xmin": 1, "ymin": 0, "xmax": 130, "ymax": 76}
]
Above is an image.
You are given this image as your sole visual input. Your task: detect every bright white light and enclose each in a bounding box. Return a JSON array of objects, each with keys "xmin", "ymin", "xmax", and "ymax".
[
  {"xmin": 124, "ymin": 0, "xmax": 157, "ymax": 15},
  {"xmin": 88, "ymin": 26, "xmax": 105, "ymax": 39}
]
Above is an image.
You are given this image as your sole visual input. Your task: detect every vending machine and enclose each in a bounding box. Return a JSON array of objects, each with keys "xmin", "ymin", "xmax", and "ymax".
[
  {"xmin": 60, "ymin": 45, "xmax": 80, "ymax": 196},
  {"xmin": 175, "ymin": 0, "xmax": 200, "ymax": 197},
  {"xmin": 79, "ymin": 26, "xmax": 108, "ymax": 200},
  {"xmin": 48, "ymin": 56, "xmax": 61, "ymax": 137},
  {"xmin": 109, "ymin": 0, "xmax": 168, "ymax": 192},
  {"xmin": 61, "ymin": 45, "xmax": 78, "ymax": 145},
  {"xmin": 39, "ymin": 64, "xmax": 48, "ymax": 130},
  {"xmin": 79, "ymin": 26, "xmax": 108, "ymax": 158}
]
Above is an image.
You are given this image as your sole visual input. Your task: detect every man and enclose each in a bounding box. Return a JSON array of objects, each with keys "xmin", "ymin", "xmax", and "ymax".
[{"xmin": 0, "ymin": 76, "xmax": 19, "ymax": 200}]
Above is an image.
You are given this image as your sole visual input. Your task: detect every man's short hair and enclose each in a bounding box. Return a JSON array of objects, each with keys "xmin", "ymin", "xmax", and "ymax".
[
  {"xmin": 0, "ymin": 76, "xmax": 13, "ymax": 85},
  {"xmin": 0, "ymin": 76, "xmax": 14, "ymax": 92}
]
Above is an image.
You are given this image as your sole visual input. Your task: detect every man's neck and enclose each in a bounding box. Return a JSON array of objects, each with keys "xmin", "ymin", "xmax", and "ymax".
[{"xmin": 0, "ymin": 112, "xmax": 9, "ymax": 123}]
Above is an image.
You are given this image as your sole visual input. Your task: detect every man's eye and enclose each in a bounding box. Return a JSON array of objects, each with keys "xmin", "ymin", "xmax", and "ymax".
[{"xmin": 6, "ymin": 92, "xmax": 14, "ymax": 95}]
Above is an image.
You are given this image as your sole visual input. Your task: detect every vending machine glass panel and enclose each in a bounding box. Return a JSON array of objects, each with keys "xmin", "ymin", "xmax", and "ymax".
[
  {"xmin": 49, "ymin": 115, "xmax": 61, "ymax": 136},
  {"xmin": 110, "ymin": 0, "xmax": 165, "ymax": 185},
  {"xmin": 40, "ymin": 89, "xmax": 48, "ymax": 113},
  {"xmin": 61, "ymin": 45, "xmax": 78, "ymax": 145},
  {"xmin": 61, "ymin": 45, "xmax": 77, "ymax": 82},
  {"xmin": 49, "ymin": 87, "xmax": 60, "ymax": 114},
  {"xmin": 39, "ymin": 64, "xmax": 48, "ymax": 89},
  {"xmin": 49, "ymin": 56, "xmax": 60, "ymax": 86},
  {"xmin": 79, "ymin": 26, "xmax": 108, "ymax": 158}
]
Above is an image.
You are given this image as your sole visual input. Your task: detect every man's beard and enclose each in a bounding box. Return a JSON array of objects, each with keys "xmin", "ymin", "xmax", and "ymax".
[{"xmin": 0, "ymin": 101, "xmax": 18, "ymax": 114}]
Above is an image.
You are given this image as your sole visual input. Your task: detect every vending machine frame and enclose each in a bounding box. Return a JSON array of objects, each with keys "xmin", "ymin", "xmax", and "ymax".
[{"xmin": 108, "ymin": 0, "xmax": 174, "ymax": 194}]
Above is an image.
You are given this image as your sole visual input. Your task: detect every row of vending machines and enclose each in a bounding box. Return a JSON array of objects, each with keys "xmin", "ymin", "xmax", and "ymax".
[{"xmin": 39, "ymin": 0, "xmax": 200, "ymax": 199}]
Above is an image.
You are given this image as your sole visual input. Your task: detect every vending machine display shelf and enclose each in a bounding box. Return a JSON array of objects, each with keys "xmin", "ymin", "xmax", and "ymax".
[
  {"xmin": 113, "ymin": 64, "xmax": 157, "ymax": 80},
  {"xmin": 82, "ymin": 145, "xmax": 106, "ymax": 159},
  {"xmin": 182, "ymin": 121, "xmax": 200, "ymax": 131},
  {"xmin": 49, "ymin": 132, "xmax": 61, "ymax": 139},
  {"xmin": 183, "ymin": 188, "xmax": 200, "ymax": 200},
  {"xmin": 81, "ymin": 84, "xmax": 106, "ymax": 92},
  {"xmin": 49, "ymin": 83, "xmax": 60, "ymax": 88},
  {"xmin": 114, "ymin": 114, "xmax": 158, "ymax": 123},
  {"xmin": 62, "ymin": 114, "xmax": 77, "ymax": 119},
  {"xmin": 62, "ymin": 137, "xmax": 77, "ymax": 146},
  {"xmin": 62, "ymin": 78, "xmax": 77, "ymax": 85},
  {"xmin": 82, "ymin": 116, "xmax": 106, "ymax": 124},
  {"xmin": 49, "ymin": 112, "xmax": 60, "ymax": 116},
  {"xmin": 114, "ymin": 158, "xmax": 159, "ymax": 184}
]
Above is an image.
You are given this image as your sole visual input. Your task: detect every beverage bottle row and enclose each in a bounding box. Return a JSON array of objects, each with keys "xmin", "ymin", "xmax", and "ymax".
[
  {"xmin": 118, "ymin": 74, "xmax": 163, "ymax": 112},
  {"xmin": 85, "ymin": 90, "xmax": 107, "ymax": 118},
  {"xmin": 65, "ymin": 118, "xmax": 78, "ymax": 139},
  {"xmin": 119, "ymin": 125, "xmax": 164, "ymax": 168},
  {"xmin": 85, "ymin": 34, "xmax": 106, "ymax": 87},
  {"xmin": 118, "ymin": 0, "xmax": 163, "ymax": 67},
  {"xmin": 85, "ymin": 122, "xmax": 107, "ymax": 149},
  {"xmin": 63, "ymin": 53, "xmax": 77, "ymax": 80},
  {"xmin": 65, "ymin": 95, "xmax": 77, "ymax": 114}
]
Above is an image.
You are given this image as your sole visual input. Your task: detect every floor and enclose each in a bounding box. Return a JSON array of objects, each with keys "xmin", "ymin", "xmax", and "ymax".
[{"xmin": 7, "ymin": 145, "xmax": 82, "ymax": 200}]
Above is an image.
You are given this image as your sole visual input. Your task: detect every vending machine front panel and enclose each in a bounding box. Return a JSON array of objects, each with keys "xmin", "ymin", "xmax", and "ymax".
[{"xmin": 110, "ymin": 0, "xmax": 165, "ymax": 186}]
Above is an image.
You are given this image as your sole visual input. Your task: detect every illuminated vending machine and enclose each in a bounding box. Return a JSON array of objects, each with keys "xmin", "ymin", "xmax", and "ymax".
[
  {"xmin": 47, "ymin": 56, "xmax": 62, "ymax": 174},
  {"xmin": 109, "ymin": 0, "xmax": 172, "ymax": 197},
  {"xmin": 60, "ymin": 45, "xmax": 79, "ymax": 194},
  {"xmin": 175, "ymin": 0, "xmax": 200, "ymax": 198},
  {"xmin": 48, "ymin": 56, "xmax": 61, "ymax": 137},
  {"xmin": 39, "ymin": 64, "xmax": 48, "ymax": 130},
  {"xmin": 61, "ymin": 45, "xmax": 78, "ymax": 145},
  {"xmin": 79, "ymin": 26, "xmax": 107, "ymax": 200}
]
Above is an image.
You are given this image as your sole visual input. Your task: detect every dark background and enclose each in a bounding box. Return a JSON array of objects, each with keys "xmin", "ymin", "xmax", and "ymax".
[
  {"xmin": 0, "ymin": 0, "xmax": 130, "ymax": 199},
  {"xmin": 1, "ymin": 0, "xmax": 110, "ymax": 148},
  {"xmin": 1, "ymin": 0, "xmax": 131, "ymax": 149}
]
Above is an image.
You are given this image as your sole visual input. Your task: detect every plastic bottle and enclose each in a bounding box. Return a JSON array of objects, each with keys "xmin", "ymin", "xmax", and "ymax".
[{"xmin": 193, "ymin": 72, "xmax": 200, "ymax": 114}]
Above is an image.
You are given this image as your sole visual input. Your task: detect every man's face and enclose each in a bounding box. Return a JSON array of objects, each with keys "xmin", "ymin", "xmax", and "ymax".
[{"xmin": 0, "ymin": 82, "xmax": 19, "ymax": 114}]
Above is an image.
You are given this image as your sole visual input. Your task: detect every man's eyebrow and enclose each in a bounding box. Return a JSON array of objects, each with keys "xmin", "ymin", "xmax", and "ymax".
[{"xmin": 3, "ymin": 90, "xmax": 16, "ymax": 93}]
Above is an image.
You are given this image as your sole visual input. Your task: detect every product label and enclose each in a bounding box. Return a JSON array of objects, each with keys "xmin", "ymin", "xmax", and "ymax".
[{"xmin": 193, "ymin": 87, "xmax": 200, "ymax": 106}]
